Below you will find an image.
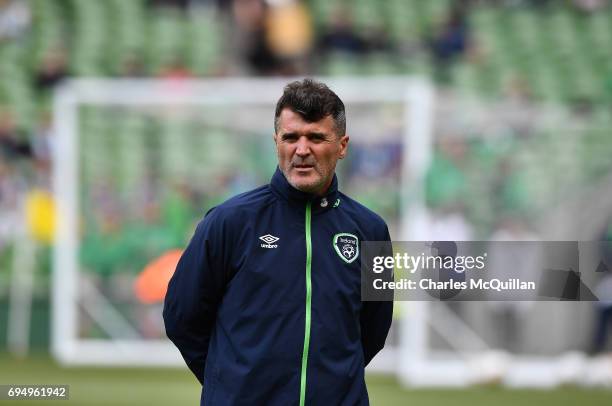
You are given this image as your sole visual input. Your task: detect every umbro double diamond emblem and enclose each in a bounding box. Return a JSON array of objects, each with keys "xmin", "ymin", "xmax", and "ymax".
[{"xmin": 259, "ymin": 234, "xmax": 279, "ymax": 249}]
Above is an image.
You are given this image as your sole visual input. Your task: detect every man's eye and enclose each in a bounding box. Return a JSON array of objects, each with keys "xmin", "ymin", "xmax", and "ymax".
[{"xmin": 283, "ymin": 135, "xmax": 298, "ymax": 142}]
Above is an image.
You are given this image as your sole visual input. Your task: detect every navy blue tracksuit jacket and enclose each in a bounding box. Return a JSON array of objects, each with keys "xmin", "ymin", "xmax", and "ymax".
[{"xmin": 163, "ymin": 168, "xmax": 393, "ymax": 405}]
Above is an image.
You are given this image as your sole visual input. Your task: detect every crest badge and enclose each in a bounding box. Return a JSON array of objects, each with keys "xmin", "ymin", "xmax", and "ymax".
[{"xmin": 333, "ymin": 233, "xmax": 359, "ymax": 264}]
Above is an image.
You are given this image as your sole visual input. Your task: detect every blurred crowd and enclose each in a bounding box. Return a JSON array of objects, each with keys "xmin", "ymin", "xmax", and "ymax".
[
  {"xmin": 0, "ymin": 0, "xmax": 611, "ymax": 258},
  {"xmin": 1, "ymin": 0, "xmax": 612, "ymax": 350}
]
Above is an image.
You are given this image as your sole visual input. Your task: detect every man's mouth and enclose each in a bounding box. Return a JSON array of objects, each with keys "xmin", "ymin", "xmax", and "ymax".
[{"xmin": 293, "ymin": 164, "xmax": 314, "ymax": 169}]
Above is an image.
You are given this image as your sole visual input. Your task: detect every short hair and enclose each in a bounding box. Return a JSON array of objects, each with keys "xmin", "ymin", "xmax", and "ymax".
[{"xmin": 274, "ymin": 78, "xmax": 346, "ymax": 136}]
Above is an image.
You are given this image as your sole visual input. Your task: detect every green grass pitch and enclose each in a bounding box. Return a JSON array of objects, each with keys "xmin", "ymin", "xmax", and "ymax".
[{"xmin": 0, "ymin": 354, "xmax": 611, "ymax": 405}]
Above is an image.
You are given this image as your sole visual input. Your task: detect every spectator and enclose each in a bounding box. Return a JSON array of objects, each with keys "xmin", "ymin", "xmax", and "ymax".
[
  {"xmin": 0, "ymin": 0, "xmax": 30, "ymax": 43},
  {"xmin": 492, "ymin": 156, "xmax": 529, "ymax": 215},
  {"xmin": 426, "ymin": 137, "xmax": 469, "ymax": 208},
  {"xmin": 34, "ymin": 47, "xmax": 69, "ymax": 93},
  {"xmin": 428, "ymin": 3, "xmax": 471, "ymax": 81},
  {"xmin": 225, "ymin": 0, "xmax": 281, "ymax": 75},
  {"xmin": 593, "ymin": 271, "xmax": 612, "ymax": 354},
  {"xmin": 0, "ymin": 108, "xmax": 31, "ymax": 160},
  {"xmin": 265, "ymin": 0, "xmax": 313, "ymax": 74},
  {"xmin": 31, "ymin": 111, "xmax": 54, "ymax": 187},
  {"xmin": 362, "ymin": 24, "xmax": 393, "ymax": 53},
  {"xmin": 573, "ymin": 0, "xmax": 607, "ymax": 14},
  {"xmin": 0, "ymin": 107, "xmax": 30, "ymax": 253},
  {"xmin": 318, "ymin": 8, "xmax": 368, "ymax": 55},
  {"xmin": 0, "ymin": 159, "xmax": 19, "ymax": 252},
  {"xmin": 592, "ymin": 224, "xmax": 612, "ymax": 354}
]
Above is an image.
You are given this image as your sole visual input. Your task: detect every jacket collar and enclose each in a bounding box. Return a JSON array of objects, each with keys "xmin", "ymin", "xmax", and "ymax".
[{"xmin": 270, "ymin": 166, "xmax": 339, "ymax": 212}]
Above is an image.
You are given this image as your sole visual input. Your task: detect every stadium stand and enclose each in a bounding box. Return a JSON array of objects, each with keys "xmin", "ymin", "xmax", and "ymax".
[
  {"xmin": 0, "ymin": 0, "xmax": 611, "ymax": 261},
  {"xmin": 1, "ymin": 1, "xmax": 612, "ymax": 119}
]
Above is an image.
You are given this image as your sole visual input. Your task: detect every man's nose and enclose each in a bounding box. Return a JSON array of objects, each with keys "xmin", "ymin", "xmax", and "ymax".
[{"xmin": 295, "ymin": 137, "xmax": 311, "ymax": 157}]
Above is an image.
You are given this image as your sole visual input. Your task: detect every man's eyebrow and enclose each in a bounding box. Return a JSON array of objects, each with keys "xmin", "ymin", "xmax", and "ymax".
[
  {"xmin": 279, "ymin": 131, "xmax": 329, "ymax": 138},
  {"xmin": 308, "ymin": 132, "xmax": 327, "ymax": 138}
]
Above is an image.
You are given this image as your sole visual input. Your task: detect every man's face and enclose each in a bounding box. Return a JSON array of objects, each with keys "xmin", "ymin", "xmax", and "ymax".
[{"xmin": 274, "ymin": 108, "xmax": 349, "ymax": 195}]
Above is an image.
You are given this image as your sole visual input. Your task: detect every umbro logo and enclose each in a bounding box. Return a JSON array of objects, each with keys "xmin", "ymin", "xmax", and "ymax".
[{"xmin": 259, "ymin": 234, "xmax": 279, "ymax": 249}]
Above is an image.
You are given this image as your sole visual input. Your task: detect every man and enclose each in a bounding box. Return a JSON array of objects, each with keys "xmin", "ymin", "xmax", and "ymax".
[{"xmin": 164, "ymin": 79, "xmax": 393, "ymax": 405}]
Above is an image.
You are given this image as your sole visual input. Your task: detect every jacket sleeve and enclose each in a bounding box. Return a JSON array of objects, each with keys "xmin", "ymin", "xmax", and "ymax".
[
  {"xmin": 360, "ymin": 223, "xmax": 393, "ymax": 366},
  {"xmin": 163, "ymin": 208, "xmax": 228, "ymax": 384}
]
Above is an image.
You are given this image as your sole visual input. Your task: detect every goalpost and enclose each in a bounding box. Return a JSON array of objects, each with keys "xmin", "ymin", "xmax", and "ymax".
[
  {"xmin": 52, "ymin": 77, "xmax": 612, "ymax": 388},
  {"xmin": 51, "ymin": 77, "xmax": 435, "ymax": 369}
]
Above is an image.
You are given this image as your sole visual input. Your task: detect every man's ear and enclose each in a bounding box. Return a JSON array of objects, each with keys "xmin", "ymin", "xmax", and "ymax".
[{"xmin": 338, "ymin": 135, "xmax": 349, "ymax": 159}]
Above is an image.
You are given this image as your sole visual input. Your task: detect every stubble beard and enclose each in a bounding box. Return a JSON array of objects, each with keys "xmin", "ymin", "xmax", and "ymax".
[
  {"xmin": 284, "ymin": 161, "xmax": 337, "ymax": 196},
  {"xmin": 281, "ymin": 164, "xmax": 326, "ymax": 194}
]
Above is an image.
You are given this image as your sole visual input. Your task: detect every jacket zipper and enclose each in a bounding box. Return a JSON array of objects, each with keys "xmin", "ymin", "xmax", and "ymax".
[{"xmin": 299, "ymin": 201, "xmax": 312, "ymax": 406}]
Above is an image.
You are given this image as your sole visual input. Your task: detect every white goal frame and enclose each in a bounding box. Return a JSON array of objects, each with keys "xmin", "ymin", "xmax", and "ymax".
[
  {"xmin": 52, "ymin": 77, "xmax": 603, "ymax": 388},
  {"xmin": 51, "ymin": 77, "xmax": 435, "ymax": 370}
]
